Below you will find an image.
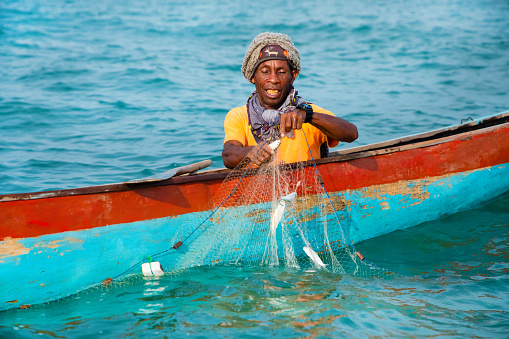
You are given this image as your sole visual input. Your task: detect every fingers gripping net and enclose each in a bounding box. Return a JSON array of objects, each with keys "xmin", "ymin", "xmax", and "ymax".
[{"xmin": 165, "ymin": 136, "xmax": 386, "ymax": 278}]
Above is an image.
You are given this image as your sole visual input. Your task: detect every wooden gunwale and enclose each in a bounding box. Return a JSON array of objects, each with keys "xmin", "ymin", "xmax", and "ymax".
[
  {"xmin": 330, "ymin": 110, "xmax": 509, "ymax": 156},
  {"xmin": 1, "ymin": 111, "xmax": 508, "ymax": 203}
]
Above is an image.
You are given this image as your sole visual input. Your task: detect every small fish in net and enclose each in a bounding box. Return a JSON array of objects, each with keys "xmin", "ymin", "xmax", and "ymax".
[{"xmin": 159, "ymin": 130, "xmax": 388, "ymax": 278}]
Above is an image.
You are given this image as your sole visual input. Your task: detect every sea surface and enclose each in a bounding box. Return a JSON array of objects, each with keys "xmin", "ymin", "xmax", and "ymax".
[{"xmin": 1, "ymin": 0, "xmax": 508, "ymax": 337}]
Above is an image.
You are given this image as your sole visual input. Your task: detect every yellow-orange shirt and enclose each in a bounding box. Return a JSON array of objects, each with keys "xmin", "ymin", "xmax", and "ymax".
[{"xmin": 223, "ymin": 104, "xmax": 339, "ymax": 164}]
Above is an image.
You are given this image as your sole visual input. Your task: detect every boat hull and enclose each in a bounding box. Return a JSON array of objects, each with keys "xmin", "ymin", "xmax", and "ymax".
[{"xmin": 1, "ymin": 113, "xmax": 509, "ymax": 310}]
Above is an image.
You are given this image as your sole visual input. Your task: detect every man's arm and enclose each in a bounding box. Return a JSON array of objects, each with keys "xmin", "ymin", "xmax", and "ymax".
[
  {"xmin": 280, "ymin": 109, "xmax": 358, "ymax": 142},
  {"xmin": 222, "ymin": 140, "xmax": 275, "ymax": 169},
  {"xmin": 222, "ymin": 108, "xmax": 358, "ymax": 169}
]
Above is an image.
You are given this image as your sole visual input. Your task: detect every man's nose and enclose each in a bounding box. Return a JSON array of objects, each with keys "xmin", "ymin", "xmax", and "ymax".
[{"xmin": 267, "ymin": 71, "xmax": 279, "ymax": 83}]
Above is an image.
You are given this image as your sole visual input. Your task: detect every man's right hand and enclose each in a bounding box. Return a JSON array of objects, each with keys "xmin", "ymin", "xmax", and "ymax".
[
  {"xmin": 246, "ymin": 143, "xmax": 275, "ymax": 167},
  {"xmin": 222, "ymin": 140, "xmax": 275, "ymax": 169}
]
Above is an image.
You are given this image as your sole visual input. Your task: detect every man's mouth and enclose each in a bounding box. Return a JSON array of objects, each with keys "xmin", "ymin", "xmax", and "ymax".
[{"xmin": 265, "ymin": 89, "xmax": 280, "ymax": 97}]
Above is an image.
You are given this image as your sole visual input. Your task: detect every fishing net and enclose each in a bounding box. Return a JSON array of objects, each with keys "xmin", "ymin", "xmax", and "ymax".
[
  {"xmin": 19, "ymin": 133, "xmax": 387, "ymax": 311},
  {"xmin": 155, "ymin": 131, "xmax": 387, "ymax": 278}
]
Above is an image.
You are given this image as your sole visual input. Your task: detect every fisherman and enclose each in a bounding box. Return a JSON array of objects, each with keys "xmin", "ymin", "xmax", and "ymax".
[{"xmin": 222, "ymin": 32, "xmax": 358, "ymax": 169}]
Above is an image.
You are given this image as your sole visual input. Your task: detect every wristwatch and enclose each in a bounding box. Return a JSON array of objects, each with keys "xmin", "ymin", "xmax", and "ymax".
[{"xmin": 297, "ymin": 103, "xmax": 314, "ymax": 123}]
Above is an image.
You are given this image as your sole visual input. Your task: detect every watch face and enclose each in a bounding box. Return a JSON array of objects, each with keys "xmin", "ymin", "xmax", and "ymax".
[
  {"xmin": 298, "ymin": 103, "xmax": 311, "ymax": 112},
  {"xmin": 300, "ymin": 103, "xmax": 313, "ymax": 123}
]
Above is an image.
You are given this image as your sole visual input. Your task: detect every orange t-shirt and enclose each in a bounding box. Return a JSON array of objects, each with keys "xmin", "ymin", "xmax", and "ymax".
[{"xmin": 223, "ymin": 104, "xmax": 339, "ymax": 164}]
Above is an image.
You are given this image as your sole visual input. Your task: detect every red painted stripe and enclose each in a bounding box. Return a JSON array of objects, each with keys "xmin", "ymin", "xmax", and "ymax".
[
  {"xmin": 325, "ymin": 124, "xmax": 509, "ymax": 192},
  {"xmin": 1, "ymin": 124, "xmax": 508, "ymax": 240}
]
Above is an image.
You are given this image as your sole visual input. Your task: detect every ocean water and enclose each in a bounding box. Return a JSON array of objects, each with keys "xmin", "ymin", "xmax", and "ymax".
[{"xmin": 1, "ymin": 0, "xmax": 508, "ymax": 337}]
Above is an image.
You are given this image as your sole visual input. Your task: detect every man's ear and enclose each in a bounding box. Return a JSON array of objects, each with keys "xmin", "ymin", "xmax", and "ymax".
[
  {"xmin": 291, "ymin": 69, "xmax": 299, "ymax": 83},
  {"xmin": 250, "ymin": 77, "xmax": 255, "ymax": 84}
]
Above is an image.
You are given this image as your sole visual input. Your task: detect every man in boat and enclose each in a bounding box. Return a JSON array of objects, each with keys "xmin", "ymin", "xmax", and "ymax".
[{"xmin": 222, "ymin": 32, "xmax": 358, "ymax": 169}]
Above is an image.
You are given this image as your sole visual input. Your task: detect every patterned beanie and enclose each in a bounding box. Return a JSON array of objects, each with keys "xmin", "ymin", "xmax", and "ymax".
[{"xmin": 242, "ymin": 32, "xmax": 301, "ymax": 82}]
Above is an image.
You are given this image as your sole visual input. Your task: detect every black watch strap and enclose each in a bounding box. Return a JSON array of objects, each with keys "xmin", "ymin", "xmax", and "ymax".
[{"xmin": 297, "ymin": 103, "xmax": 314, "ymax": 123}]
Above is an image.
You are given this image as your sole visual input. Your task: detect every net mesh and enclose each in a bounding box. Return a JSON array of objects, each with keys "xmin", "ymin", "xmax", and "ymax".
[
  {"xmin": 24, "ymin": 134, "xmax": 388, "ymax": 310},
  {"xmin": 157, "ymin": 133, "xmax": 387, "ymax": 278}
]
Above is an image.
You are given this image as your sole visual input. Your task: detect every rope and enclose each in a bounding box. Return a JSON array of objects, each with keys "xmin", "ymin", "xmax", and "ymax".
[
  {"xmin": 301, "ymin": 130, "xmax": 387, "ymax": 272},
  {"xmin": 301, "ymin": 130, "xmax": 350, "ymax": 243}
]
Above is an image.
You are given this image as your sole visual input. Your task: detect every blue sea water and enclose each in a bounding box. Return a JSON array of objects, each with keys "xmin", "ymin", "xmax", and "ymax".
[{"xmin": 0, "ymin": 0, "xmax": 508, "ymax": 337}]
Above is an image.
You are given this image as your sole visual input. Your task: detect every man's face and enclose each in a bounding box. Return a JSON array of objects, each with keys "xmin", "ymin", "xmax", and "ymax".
[{"xmin": 251, "ymin": 59, "xmax": 299, "ymax": 110}]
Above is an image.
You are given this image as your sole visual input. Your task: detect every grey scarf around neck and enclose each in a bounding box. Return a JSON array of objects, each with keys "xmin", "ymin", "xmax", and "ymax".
[{"xmin": 247, "ymin": 88, "xmax": 306, "ymax": 143}]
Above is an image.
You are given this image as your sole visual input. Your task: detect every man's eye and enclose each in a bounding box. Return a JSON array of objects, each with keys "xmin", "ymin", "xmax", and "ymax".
[{"xmin": 277, "ymin": 70, "xmax": 286, "ymax": 74}]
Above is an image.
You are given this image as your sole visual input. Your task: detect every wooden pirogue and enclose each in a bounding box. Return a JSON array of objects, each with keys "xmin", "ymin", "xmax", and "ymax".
[{"xmin": 1, "ymin": 111, "xmax": 508, "ymax": 311}]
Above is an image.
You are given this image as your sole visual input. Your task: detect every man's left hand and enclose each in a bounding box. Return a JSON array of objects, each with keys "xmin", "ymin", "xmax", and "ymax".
[{"xmin": 280, "ymin": 109, "xmax": 306, "ymax": 137}]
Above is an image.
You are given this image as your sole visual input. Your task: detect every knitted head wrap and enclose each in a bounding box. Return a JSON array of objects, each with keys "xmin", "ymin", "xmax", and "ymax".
[{"xmin": 242, "ymin": 32, "xmax": 301, "ymax": 82}]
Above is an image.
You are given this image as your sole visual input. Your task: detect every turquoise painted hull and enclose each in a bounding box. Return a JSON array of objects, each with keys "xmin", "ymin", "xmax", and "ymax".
[{"xmin": 1, "ymin": 164, "xmax": 507, "ymax": 310}]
